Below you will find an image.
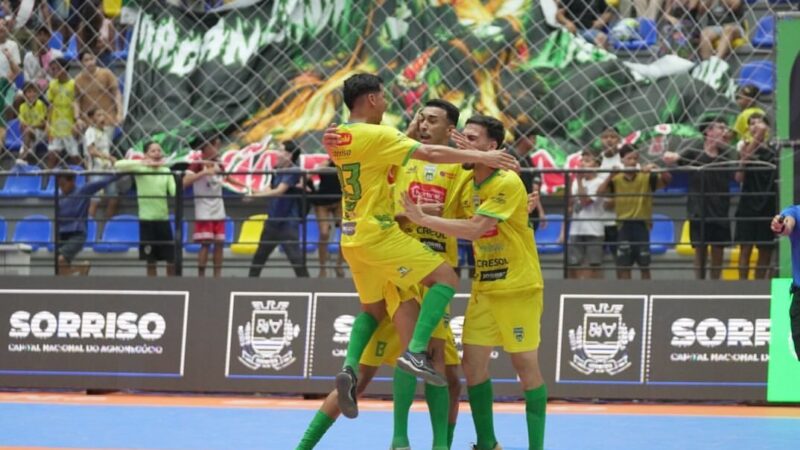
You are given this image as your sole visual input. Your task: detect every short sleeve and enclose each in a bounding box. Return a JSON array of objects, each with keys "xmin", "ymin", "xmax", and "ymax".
[
  {"xmin": 374, "ymin": 125, "xmax": 421, "ymax": 167},
  {"xmin": 476, "ymin": 174, "xmax": 524, "ymax": 222}
]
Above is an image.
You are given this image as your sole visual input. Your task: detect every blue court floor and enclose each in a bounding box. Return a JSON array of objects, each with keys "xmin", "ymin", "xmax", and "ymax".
[{"xmin": 0, "ymin": 395, "xmax": 796, "ymax": 450}]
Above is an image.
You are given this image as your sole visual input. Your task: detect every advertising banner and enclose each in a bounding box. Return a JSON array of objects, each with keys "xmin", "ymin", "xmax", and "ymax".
[{"xmin": 0, "ymin": 289, "xmax": 188, "ymax": 378}]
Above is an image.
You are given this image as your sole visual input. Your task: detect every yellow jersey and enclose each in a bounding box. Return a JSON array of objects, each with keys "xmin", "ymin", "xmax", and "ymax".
[
  {"xmin": 394, "ymin": 161, "xmax": 471, "ymax": 267},
  {"xmin": 332, "ymin": 122, "xmax": 420, "ymax": 247},
  {"xmin": 19, "ymin": 100, "xmax": 47, "ymax": 128},
  {"xmin": 47, "ymin": 78, "xmax": 76, "ymax": 138},
  {"xmin": 461, "ymin": 169, "xmax": 543, "ymax": 292}
]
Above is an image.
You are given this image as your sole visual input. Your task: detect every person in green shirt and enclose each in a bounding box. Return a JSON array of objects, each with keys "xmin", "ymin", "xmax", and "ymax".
[{"xmin": 115, "ymin": 142, "xmax": 176, "ymax": 277}]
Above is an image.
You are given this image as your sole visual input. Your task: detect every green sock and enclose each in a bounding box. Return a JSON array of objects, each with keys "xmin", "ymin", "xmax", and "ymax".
[
  {"xmin": 392, "ymin": 366, "xmax": 417, "ymax": 448},
  {"xmin": 425, "ymin": 383, "xmax": 450, "ymax": 449},
  {"xmin": 343, "ymin": 312, "xmax": 378, "ymax": 370},
  {"xmin": 295, "ymin": 410, "xmax": 335, "ymax": 450},
  {"xmin": 409, "ymin": 283, "xmax": 455, "ymax": 353},
  {"xmin": 447, "ymin": 422, "xmax": 456, "ymax": 449},
  {"xmin": 524, "ymin": 384, "xmax": 547, "ymax": 450},
  {"xmin": 467, "ymin": 380, "xmax": 497, "ymax": 450}
]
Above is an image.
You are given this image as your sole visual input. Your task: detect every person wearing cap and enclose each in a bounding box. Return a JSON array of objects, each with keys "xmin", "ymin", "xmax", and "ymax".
[
  {"xmin": 56, "ymin": 170, "xmax": 119, "ymax": 275},
  {"xmin": 183, "ymin": 132, "xmax": 227, "ymax": 277},
  {"xmin": 733, "ymin": 85, "xmax": 766, "ymax": 143}
]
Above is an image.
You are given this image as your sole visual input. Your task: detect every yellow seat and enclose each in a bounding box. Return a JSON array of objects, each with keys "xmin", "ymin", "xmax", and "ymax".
[
  {"xmin": 230, "ymin": 214, "xmax": 268, "ymax": 255},
  {"xmin": 676, "ymin": 220, "xmax": 695, "ymax": 257},
  {"xmin": 722, "ymin": 245, "xmax": 760, "ymax": 280}
]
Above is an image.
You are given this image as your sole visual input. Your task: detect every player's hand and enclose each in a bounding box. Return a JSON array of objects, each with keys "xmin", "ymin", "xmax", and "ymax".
[
  {"xmin": 401, "ymin": 192, "xmax": 426, "ymax": 224},
  {"xmin": 450, "ymin": 130, "xmax": 470, "ymax": 150},
  {"xmin": 527, "ymin": 191, "xmax": 540, "ymax": 214},
  {"xmin": 421, "ymin": 203, "xmax": 444, "ymax": 217},
  {"xmin": 482, "ymin": 150, "xmax": 519, "ymax": 171},
  {"xmin": 321, "ymin": 123, "xmax": 339, "ymax": 155},
  {"xmin": 772, "ymin": 215, "xmax": 794, "ymax": 236}
]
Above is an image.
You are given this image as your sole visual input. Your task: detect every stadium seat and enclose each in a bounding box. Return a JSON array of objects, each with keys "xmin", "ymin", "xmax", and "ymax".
[
  {"xmin": 0, "ymin": 216, "xmax": 6, "ymax": 241},
  {"xmin": 111, "ymin": 28, "xmax": 132, "ymax": 62},
  {"xmin": 738, "ymin": 61, "xmax": 774, "ymax": 95},
  {"xmin": 183, "ymin": 217, "xmax": 235, "ymax": 253},
  {"xmin": 612, "ymin": 18, "xmax": 657, "ymax": 51},
  {"xmin": 751, "ymin": 16, "xmax": 775, "ymax": 49},
  {"xmin": 303, "ymin": 215, "xmax": 320, "ymax": 253},
  {"xmin": 12, "ymin": 214, "xmax": 52, "ymax": 251},
  {"xmin": 48, "ymin": 31, "xmax": 64, "ymax": 50},
  {"xmin": 93, "ymin": 214, "xmax": 139, "ymax": 253},
  {"xmin": 231, "ymin": 214, "xmax": 268, "ymax": 255},
  {"xmin": 328, "ymin": 226, "xmax": 342, "ymax": 253},
  {"xmin": 4, "ymin": 119, "xmax": 22, "ymax": 153},
  {"xmin": 722, "ymin": 246, "xmax": 760, "ymax": 280},
  {"xmin": 85, "ymin": 219, "xmax": 97, "ymax": 250},
  {"xmin": 676, "ymin": 220, "xmax": 694, "ymax": 256},
  {"xmin": 0, "ymin": 165, "xmax": 40, "ymax": 197},
  {"xmin": 664, "ymin": 170, "xmax": 689, "ymax": 194},
  {"xmin": 13, "ymin": 72, "xmax": 23, "ymax": 90},
  {"xmin": 64, "ymin": 34, "xmax": 78, "ymax": 60},
  {"xmin": 535, "ymin": 214, "xmax": 564, "ymax": 254},
  {"xmin": 650, "ymin": 214, "xmax": 675, "ymax": 254}
]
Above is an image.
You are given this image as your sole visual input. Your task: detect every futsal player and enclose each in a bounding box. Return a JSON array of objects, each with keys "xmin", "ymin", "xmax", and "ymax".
[
  {"xmin": 402, "ymin": 115, "xmax": 547, "ymax": 450},
  {"xmin": 771, "ymin": 212, "xmax": 800, "ymax": 360}
]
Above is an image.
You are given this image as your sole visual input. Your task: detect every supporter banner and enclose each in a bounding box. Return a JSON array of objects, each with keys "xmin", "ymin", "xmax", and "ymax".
[
  {"xmin": 0, "ymin": 277, "xmax": 775, "ymax": 401},
  {"xmin": 125, "ymin": 1, "xmax": 736, "ymax": 190},
  {"xmin": 0, "ymin": 288, "xmax": 188, "ymax": 377}
]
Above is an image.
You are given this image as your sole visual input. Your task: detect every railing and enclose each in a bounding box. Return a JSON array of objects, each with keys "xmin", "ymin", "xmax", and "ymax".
[{"xmin": 0, "ymin": 164, "xmax": 780, "ymax": 280}]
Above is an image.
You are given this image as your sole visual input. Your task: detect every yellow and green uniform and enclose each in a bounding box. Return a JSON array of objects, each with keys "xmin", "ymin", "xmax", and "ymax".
[
  {"xmin": 19, "ymin": 99, "xmax": 47, "ymax": 128},
  {"xmin": 460, "ymin": 169, "xmax": 544, "ymax": 352},
  {"xmin": 331, "ymin": 122, "xmax": 445, "ymax": 307},
  {"xmin": 46, "ymin": 78, "xmax": 76, "ymax": 139}
]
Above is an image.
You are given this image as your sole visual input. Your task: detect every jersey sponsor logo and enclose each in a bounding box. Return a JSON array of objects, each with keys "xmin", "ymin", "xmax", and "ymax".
[
  {"xmin": 342, "ymin": 221, "xmax": 356, "ymax": 235},
  {"xmin": 476, "ymin": 242, "xmax": 504, "ymax": 253},
  {"xmin": 568, "ymin": 303, "xmax": 636, "ymax": 376},
  {"xmin": 478, "ymin": 268, "xmax": 508, "ymax": 281},
  {"xmin": 337, "ymin": 132, "xmax": 352, "ymax": 146},
  {"xmin": 397, "ymin": 266, "xmax": 412, "ymax": 278},
  {"xmin": 476, "ymin": 257, "xmax": 508, "ymax": 268},
  {"xmin": 480, "ymin": 226, "xmax": 499, "ymax": 238},
  {"xmin": 439, "ymin": 171, "xmax": 456, "ymax": 179},
  {"xmin": 408, "ymin": 181, "xmax": 447, "ymax": 204},
  {"xmin": 415, "ymin": 226, "xmax": 447, "ymax": 239},
  {"xmin": 420, "ymin": 238, "xmax": 446, "ymax": 253}
]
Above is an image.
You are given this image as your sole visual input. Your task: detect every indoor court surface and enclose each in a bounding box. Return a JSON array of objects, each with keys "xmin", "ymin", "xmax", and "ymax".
[{"xmin": 0, "ymin": 393, "xmax": 797, "ymax": 449}]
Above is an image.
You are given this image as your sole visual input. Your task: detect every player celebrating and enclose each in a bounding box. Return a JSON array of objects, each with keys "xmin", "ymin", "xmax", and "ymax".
[
  {"xmin": 325, "ymin": 74, "xmax": 517, "ymax": 428},
  {"xmin": 402, "ymin": 115, "xmax": 547, "ymax": 450}
]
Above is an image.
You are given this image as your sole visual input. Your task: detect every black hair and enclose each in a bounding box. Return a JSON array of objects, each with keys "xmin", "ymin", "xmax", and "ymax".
[
  {"xmin": 580, "ymin": 148, "xmax": 600, "ymax": 165},
  {"xmin": 79, "ymin": 50, "xmax": 95, "ymax": 62},
  {"xmin": 87, "ymin": 108, "xmax": 98, "ymax": 118},
  {"xmin": 748, "ymin": 113, "xmax": 770, "ymax": 127},
  {"xmin": 465, "ymin": 115, "xmax": 505, "ymax": 148},
  {"xmin": 699, "ymin": 116, "xmax": 728, "ymax": 135},
  {"xmin": 22, "ymin": 82, "xmax": 37, "ymax": 93},
  {"xmin": 56, "ymin": 171, "xmax": 76, "ymax": 182},
  {"xmin": 602, "ymin": 125, "xmax": 621, "ymax": 136},
  {"xmin": 143, "ymin": 141, "xmax": 158, "ymax": 152},
  {"xmin": 343, "ymin": 73, "xmax": 383, "ymax": 110},
  {"xmin": 192, "ymin": 130, "xmax": 221, "ymax": 149},
  {"xmin": 425, "ymin": 99, "xmax": 460, "ymax": 126},
  {"xmin": 514, "ymin": 123, "xmax": 542, "ymax": 141},
  {"xmin": 50, "ymin": 57, "xmax": 68, "ymax": 69},
  {"xmin": 283, "ymin": 140, "xmax": 301, "ymax": 164},
  {"xmin": 618, "ymin": 144, "xmax": 637, "ymax": 158}
]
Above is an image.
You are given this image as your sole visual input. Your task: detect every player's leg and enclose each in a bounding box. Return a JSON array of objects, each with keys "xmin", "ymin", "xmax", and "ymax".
[
  {"xmin": 390, "ymin": 294, "xmax": 420, "ymax": 450},
  {"xmin": 510, "ymin": 350, "xmax": 546, "ymax": 450},
  {"xmin": 296, "ymin": 364, "xmax": 380, "ymax": 450},
  {"xmin": 425, "ymin": 336, "xmax": 450, "ymax": 450},
  {"xmin": 444, "ymin": 330, "xmax": 462, "ymax": 449}
]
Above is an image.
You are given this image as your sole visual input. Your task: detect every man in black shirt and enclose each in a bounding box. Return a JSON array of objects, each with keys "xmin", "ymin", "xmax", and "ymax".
[
  {"xmin": 734, "ymin": 114, "xmax": 777, "ymax": 279},
  {"xmin": 663, "ymin": 117, "xmax": 733, "ymax": 280},
  {"xmin": 509, "ymin": 127, "xmax": 546, "ymax": 231}
]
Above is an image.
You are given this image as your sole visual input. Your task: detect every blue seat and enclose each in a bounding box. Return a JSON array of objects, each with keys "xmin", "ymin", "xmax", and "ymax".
[
  {"xmin": 48, "ymin": 31, "xmax": 64, "ymax": 50},
  {"xmin": 535, "ymin": 214, "xmax": 564, "ymax": 254},
  {"xmin": 612, "ymin": 18, "xmax": 657, "ymax": 51},
  {"xmin": 64, "ymin": 34, "xmax": 78, "ymax": 61},
  {"xmin": 650, "ymin": 214, "xmax": 675, "ymax": 255},
  {"xmin": 665, "ymin": 170, "xmax": 689, "ymax": 194},
  {"xmin": 93, "ymin": 214, "xmax": 139, "ymax": 253},
  {"xmin": 328, "ymin": 226, "xmax": 342, "ymax": 253},
  {"xmin": 111, "ymin": 28, "xmax": 132, "ymax": 62},
  {"xmin": 13, "ymin": 72, "xmax": 23, "ymax": 90},
  {"xmin": 183, "ymin": 217, "xmax": 235, "ymax": 253},
  {"xmin": 12, "ymin": 214, "xmax": 52, "ymax": 251},
  {"xmin": 303, "ymin": 214, "xmax": 320, "ymax": 253},
  {"xmin": 0, "ymin": 216, "xmax": 6, "ymax": 241},
  {"xmin": 0, "ymin": 165, "xmax": 40, "ymax": 197},
  {"xmin": 4, "ymin": 119, "xmax": 22, "ymax": 152},
  {"xmin": 39, "ymin": 166, "xmax": 84, "ymax": 198},
  {"xmin": 84, "ymin": 219, "xmax": 98, "ymax": 250},
  {"xmin": 738, "ymin": 61, "xmax": 774, "ymax": 95},
  {"xmin": 752, "ymin": 16, "xmax": 775, "ymax": 49}
]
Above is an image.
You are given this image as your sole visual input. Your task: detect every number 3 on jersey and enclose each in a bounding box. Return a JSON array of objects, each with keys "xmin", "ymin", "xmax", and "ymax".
[{"xmin": 339, "ymin": 162, "xmax": 362, "ymax": 212}]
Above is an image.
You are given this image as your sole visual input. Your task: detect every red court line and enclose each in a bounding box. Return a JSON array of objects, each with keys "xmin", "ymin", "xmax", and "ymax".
[{"xmin": 1, "ymin": 392, "xmax": 798, "ymax": 419}]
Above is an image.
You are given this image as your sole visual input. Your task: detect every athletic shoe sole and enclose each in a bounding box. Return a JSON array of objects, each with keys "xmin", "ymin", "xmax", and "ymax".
[
  {"xmin": 396, "ymin": 354, "xmax": 447, "ymax": 387},
  {"xmin": 335, "ymin": 371, "xmax": 358, "ymax": 419}
]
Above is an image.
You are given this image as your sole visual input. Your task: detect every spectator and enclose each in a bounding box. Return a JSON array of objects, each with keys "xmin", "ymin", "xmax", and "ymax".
[
  {"xmin": 183, "ymin": 132, "xmax": 226, "ymax": 278},
  {"xmin": 23, "ymin": 25, "xmax": 63, "ymax": 94},
  {"xmin": 697, "ymin": 0, "xmax": 744, "ymax": 61},
  {"xmin": 735, "ymin": 113, "xmax": 777, "ymax": 279},
  {"xmin": 56, "ymin": 170, "xmax": 118, "ymax": 276},
  {"xmin": 18, "ymin": 82, "xmax": 47, "ymax": 164},
  {"xmin": 247, "ymin": 142, "xmax": 309, "ymax": 278},
  {"xmin": 631, "ymin": 0, "xmax": 663, "ymax": 21},
  {"xmin": 555, "ymin": 0, "xmax": 616, "ymax": 49},
  {"xmin": 663, "ymin": 117, "xmax": 732, "ymax": 280},
  {"xmin": 598, "ymin": 126, "xmax": 622, "ymax": 268},
  {"xmin": 733, "ymin": 85, "xmax": 766, "ymax": 143},
  {"xmin": 75, "ymin": 50, "xmax": 122, "ymax": 126},
  {"xmin": 309, "ymin": 154, "xmax": 344, "ymax": 278},
  {"xmin": 84, "ymin": 108, "xmax": 119, "ymax": 220},
  {"xmin": 115, "ymin": 142, "xmax": 176, "ymax": 277},
  {"xmin": 510, "ymin": 127, "xmax": 546, "ymax": 231},
  {"xmin": 600, "ymin": 145, "xmax": 671, "ymax": 280},
  {"xmin": 45, "ymin": 57, "xmax": 81, "ymax": 169},
  {"xmin": 565, "ymin": 150, "xmax": 606, "ymax": 279},
  {"xmin": 660, "ymin": 0, "xmax": 705, "ymax": 59},
  {"xmin": 0, "ymin": 19, "xmax": 21, "ymax": 126}
]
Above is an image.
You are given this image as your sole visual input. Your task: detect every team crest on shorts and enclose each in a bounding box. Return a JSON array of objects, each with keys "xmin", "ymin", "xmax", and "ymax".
[
  {"xmin": 237, "ymin": 301, "xmax": 301, "ymax": 371},
  {"xmin": 513, "ymin": 326, "xmax": 524, "ymax": 342},
  {"xmin": 568, "ymin": 303, "xmax": 636, "ymax": 376}
]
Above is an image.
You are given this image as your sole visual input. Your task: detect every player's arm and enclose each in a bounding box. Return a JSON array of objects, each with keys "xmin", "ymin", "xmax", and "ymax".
[
  {"xmin": 402, "ymin": 193, "xmax": 497, "ymax": 241},
  {"xmin": 772, "ymin": 206, "xmax": 800, "ymax": 236},
  {"xmin": 412, "ymin": 144, "xmax": 519, "ymax": 171}
]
